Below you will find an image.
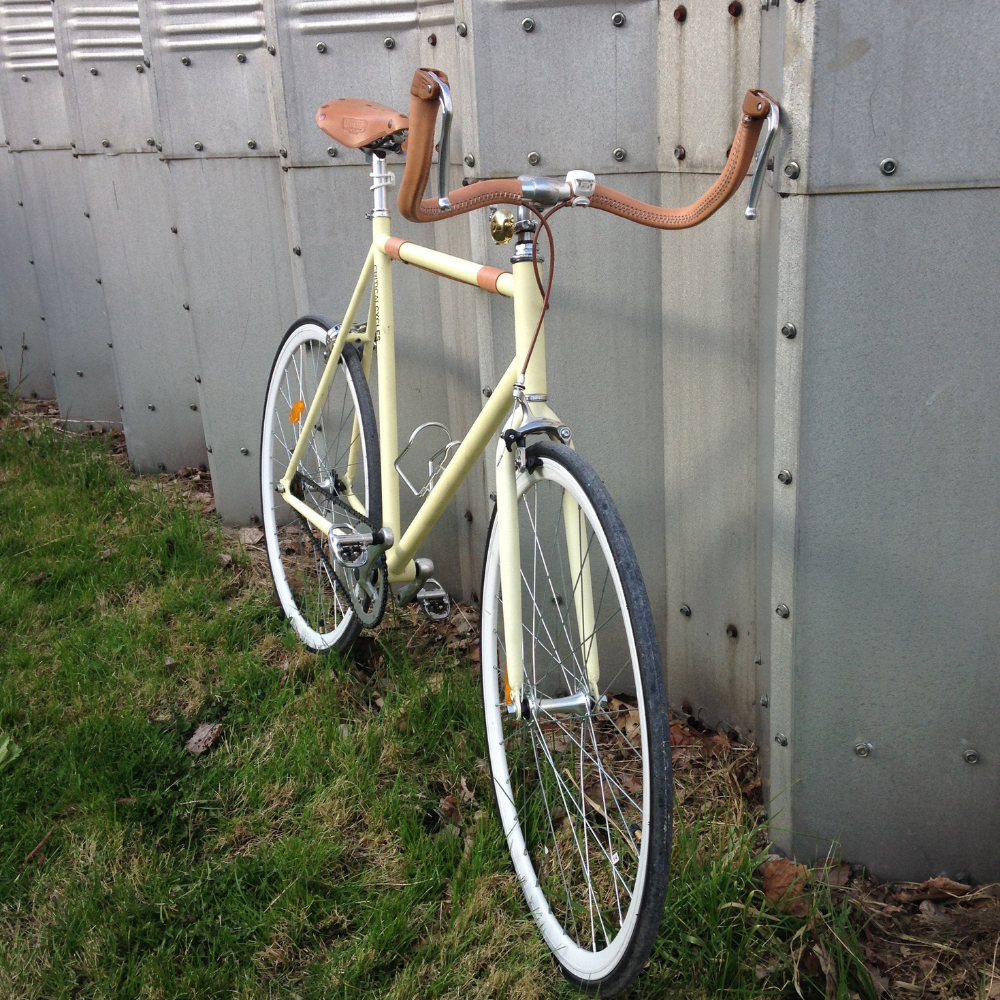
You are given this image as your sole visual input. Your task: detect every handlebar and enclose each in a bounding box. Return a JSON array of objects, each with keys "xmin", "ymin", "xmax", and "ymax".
[{"xmin": 397, "ymin": 68, "xmax": 778, "ymax": 229}]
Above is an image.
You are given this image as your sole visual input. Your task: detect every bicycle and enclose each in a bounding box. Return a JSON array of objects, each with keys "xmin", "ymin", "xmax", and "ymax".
[{"xmin": 259, "ymin": 68, "xmax": 779, "ymax": 997}]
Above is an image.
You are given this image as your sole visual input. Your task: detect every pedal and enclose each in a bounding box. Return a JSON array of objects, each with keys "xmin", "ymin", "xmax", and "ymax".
[
  {"xmin": 417, "ymin": 578, "xmax": 450, "ymax": 621},
  {"xmin": 328, "ymin": 524, "xmax": 392, "ymax": 569}
]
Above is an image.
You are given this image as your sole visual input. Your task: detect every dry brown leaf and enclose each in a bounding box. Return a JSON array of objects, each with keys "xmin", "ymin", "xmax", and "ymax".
[
  {"xmin": 669, "ymin": 719, "xmax": 695, "ymax": 747},
  {"xmin": 217, "ymin": 553, "xmax": 233, "ymax": 568},
  {"xmin": 438, "ymin": 795, "xmax": 461, "ymax": 824},
  {"xmin": 164, "ymin": 656, "xmax": 177, "ymax": 668},
  {"xmin": 185, "ymin": 722, "xmax": 224, "ymax": 755},
  {"xmin": 988, "ymin": 976, "xmax": 1000, "ymax": 999},
  {"xmin": 702, "ymin": 732, "xmax": 732, "ymax": 756},
  {"xmin": 28, "ymin": 572, "xmax": 46, "ymax": 584},
  {"xmin": 239, "ymin": 526, "xmax": 264, "ymax": 546},
  {"xmin": 458, "ymin": 776, "xmax": 475, "ymax": 804},
  {"xmin": 895, "ymin": 876, "xmax": 973, "ymax": 903},
  {"xmin": 814, "ymin": 860, "xmax": 852, "ymax": 887},
  {"xmin": 761, "ymin": 857, "xmax": 811, "ymax": 917}
]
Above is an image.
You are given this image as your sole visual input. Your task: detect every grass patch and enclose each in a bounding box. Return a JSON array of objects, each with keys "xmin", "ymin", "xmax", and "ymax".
[{"xmin": 1, "ymin": 390, "xmax": 993, "ymax": 999}]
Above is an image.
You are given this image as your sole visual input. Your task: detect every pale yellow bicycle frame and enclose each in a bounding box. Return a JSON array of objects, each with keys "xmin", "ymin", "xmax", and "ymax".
[{"xmin": 276, "ymin": 156, "xmax": 599, "ymax": 704}]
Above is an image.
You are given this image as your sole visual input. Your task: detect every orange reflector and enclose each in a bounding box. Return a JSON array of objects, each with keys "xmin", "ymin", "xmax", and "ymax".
[
  {"xmin": 289, "ymin": 400, "xmax": 305, "ymax": 424},
  {"xmin": 504, "ymin": 662, "xmax": 513, "ymax": 705}
]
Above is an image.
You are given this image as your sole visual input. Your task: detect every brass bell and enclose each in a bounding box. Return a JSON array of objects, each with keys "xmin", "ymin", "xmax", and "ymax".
[{"xmin": 489, "ymin": 207, "xmax": 515, "ymax": 245}]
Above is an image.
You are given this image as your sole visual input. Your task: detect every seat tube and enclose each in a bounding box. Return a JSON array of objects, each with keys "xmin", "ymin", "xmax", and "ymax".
[{"xmin": 371, "ymin": 154, "xmax": 401, "ymax": 542}]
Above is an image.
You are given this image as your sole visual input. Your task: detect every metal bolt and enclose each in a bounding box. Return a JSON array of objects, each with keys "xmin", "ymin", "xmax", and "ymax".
[
  {"xmin": 679, "ymin": 604, "xmax": 692, "ymax": 617},
  {"xmin": 527, "ymin": 151, "xmax": 540, "ymax": 166},
  {"xmin": 879, "ymin": 157, "xmax": 897, "ymax": 176},
  {"xmin": 292, "ymin": 246, "xmax": 301, "ymax": 256},
  {"xmin": 267, "ymin": 44, "xmax": 275, "ymax": 55},
  {"xmin": 674, "ymin": 145, "xmax": 686, "ymax": 161},
  {"xmin": 521, "ymin": 17, "xmax": 535, "ymax": 31},
  {"xmin": 194, "ymin": 375, "xmax": 201, "ymax": 383},
  {"xmin": 728, "ymin": 1, "xmax": 743, "ymax": 15},
  {"xmin": 316, "ymin": 41, "xmax": 327, "ymax": 52},
  {"xmin": 236, "ymin": 52, "xmax": 246, "ymax": 62},
  {"xmin": 855, "ymin": 742, "xmax": 873, "ymax": 757},
  {"xmin": 107, "ymin": 343, "xmax": 113, "ymax": 348},
  {"xmin": 428, "ymin": 33, "xmax": 437, "ymax": 45},
  {"xmin": 170, "ymin": 226, "xmax": 177, "ymax": 233},
  {"xmin": 20, "ymin": 74, "xmax": 28, "ymax": 82},
  {"xmin": 206, "ymin": 445, "xmax": 212, "ymax": 453},
  {"xmin": 673, "ymin": 5, "xmax": 687, "ymax": 21},
  {"xmin": 482, "ymin": 387, "xmax": 492, "ymax": 398},
  {"xmin": 464, "ymin": 510, "xmax": 474, "ymax": 522},
  {"xmin": 760, "ymin": 694, "xmax": 769, "ymax": 707},
  {"xmin": 136, "ymin": 64, "xmax": 144, "ymax": 73},
  {"xmin": 148, "ymin": 404, "xmax": 155, "ymax": 411},
  {"xmin": 612, "ymin": 10, "xmax": 626, "ymax": 26},
  {"xmin": 754, "ymin": 653, "xmax": 762, "ymax": 664},
  {"xmin": 181, "ymin": 56, "xmax": 191, "ymax": 66},
  {"xmin": 456, "ymin": 22, "xmax": 467, "ymax": 36},
  {"xmin": 17, "ymin": 201, "xmax": 22, "ymax": 206},
  {"xmin": 240, "ymin": 447, "xmax": 249, "ymax": 456},
  {"xmin": 194, "ymin": 142, "xmax": 203, "ymax": 151},
  {"xmin": 190, "ymin": 404, "xmax": 198, "ymax": 411},
  {"xmin": 327, "ymin": 146, "xmax": 338, "ymax": 157},
  {"xmin": 32, "ymin": 138, "xmax": 40, "ymax": 145},
  {"xmin": 182, "ymin": 302, "xmax": 190, "ymax": 310},
  {"xmin": 775, "ymin": 733, "xmax": 788, "ymax": 747},
  {"xmin": 279, "ymin": 147, "xmax": 287, "ymax": 157},
  {"xmin": 464, "ymin": 153, "xmax": 475, "ymax": 167},
  {"xmin": 781, "ymin": 322, "xmax": 797, "ymax": 339},
  {"xmin": 613, "ymin": 147, "xmax": 626, "ymax": 162},
  {"xmin": 963, "ymin": 749, "xmax": 980, "ymax": 764},
  {"xmin": 77, "ymin": 371, "xmax": 84, "ymax": 377},
  {"xmin": 29, "ymin": 259, "xmax": 34, "ymax": 265},
  {"xmin": 558, "ymin": 426, "xmax": 572, "ymax": 442},
  {"xmin": 777, "ymin": 469, "xmax": 793, "ymax": 485},
  {"xmin": 726, "ymin": 624, "xmax": 739, "ymax": 638},
  {"xmin": 775, "ymin": 604, "xmax": 790, "ymax": 618},
  {"xmin": 247, "ymin": 139, "xmax": 257, "ymax": 149},
  {"xmin": 784, "ymin": 161, "xmax": 800, "ymax": 179},
  {"xmin": 383, "ymin": 36, "xmax": 395, "ymax": 48},
  {"xmin": 147, "ymin": 138, "xmax": 156, "ymax": 146},
  {"xmin": 101, "ymin": 139, "xmax": 110, "ymax": 148},
  {"xmin": 90, "ymin": 67, "xmax": 98, "ymax": 76},
  {"xmin": 144, "ymin": 57, "xmax": 150, "ymax": 67}
]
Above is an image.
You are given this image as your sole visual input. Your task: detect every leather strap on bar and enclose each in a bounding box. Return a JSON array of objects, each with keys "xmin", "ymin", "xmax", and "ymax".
[
  {"xmin": 589, "ymin": 90, "xmax": 775, "ymax": 229},
  {"xmin": 398, "ymin": 68, "xmax": 525, "ymax": 222}
]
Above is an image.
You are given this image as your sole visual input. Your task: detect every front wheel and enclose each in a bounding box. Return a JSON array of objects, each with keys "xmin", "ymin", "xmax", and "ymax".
[
  {"xmin": 480, "ymin": 442, "xmax": 672, "ymax": 997},
  {"xmin": 260, "ymin": 317, "xmax": 383, "ymax": 653}
]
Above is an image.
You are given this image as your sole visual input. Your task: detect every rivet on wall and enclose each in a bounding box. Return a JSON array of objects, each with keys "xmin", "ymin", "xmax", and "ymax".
[
  {"xmin": 456, "ymin": 22, "xmax": 467, "ymax": 36},
  {"xmin": 673, "ymin": 6, "xmax": 687, "ymax": 22},
  {"xmin": 521, "ymin": 17, "xmax": 535, "ymax": 32},
  {"xmin": 611, "ymin": 11, "xmax": 626, "ymax": 26},
  {"xmin": 383, "ymin": 36, "xmax": 395, "ymax": 49},
  {"xmin": 316, "ymin": 41, "xmax": 327, "ymax": 53},
  {"xmin": 527, "ymin": 151, "xmax": 540, "ymax": 166}
]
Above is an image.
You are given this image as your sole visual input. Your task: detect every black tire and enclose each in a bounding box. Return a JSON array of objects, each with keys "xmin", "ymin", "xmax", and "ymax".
[
  {"xmin": 260, "ymin": 316, "xmax": 382, "ymax": 653},
  {"xmin": 479, "ymin": 441, "xmax": 671, "ymax": 997}
]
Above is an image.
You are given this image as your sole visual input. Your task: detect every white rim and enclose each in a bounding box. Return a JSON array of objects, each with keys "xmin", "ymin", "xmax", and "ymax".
[
  {"xmin": 481, "ymin": 457, "xmax": 651, "ymax": 983},
  {"xmin": 261, "ymin": 322, "xmax": 369, "ymax": 650}
]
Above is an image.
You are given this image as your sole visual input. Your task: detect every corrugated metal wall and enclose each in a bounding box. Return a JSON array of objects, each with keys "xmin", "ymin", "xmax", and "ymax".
[
  {"xmin": 1, "ymin": 0, "xmax": 764, "ymax": 742},
  {"xmin": 4, "ymin": 0, "xmax": 994, "ymax": 880}
]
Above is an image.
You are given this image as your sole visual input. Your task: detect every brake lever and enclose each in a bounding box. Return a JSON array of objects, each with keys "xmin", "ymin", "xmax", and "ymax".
[
  {"xmin": 745, "ymin": 97, "xmax": 780, "ymax": 220},
  {"xmin": 426, "ymin": 71, "xmax": 452, "ymax": 211}
]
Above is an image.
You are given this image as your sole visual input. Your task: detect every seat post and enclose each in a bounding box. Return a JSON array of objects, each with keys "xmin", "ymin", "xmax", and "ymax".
[{"xmin": 371, "ymin": 153, "xmax": 391, "ymax": 218}]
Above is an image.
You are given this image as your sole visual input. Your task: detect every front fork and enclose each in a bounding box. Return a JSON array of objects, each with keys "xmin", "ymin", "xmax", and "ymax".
[{"xmin": 497, "ymin": 236, "xmax": 601, "ymax": 713}]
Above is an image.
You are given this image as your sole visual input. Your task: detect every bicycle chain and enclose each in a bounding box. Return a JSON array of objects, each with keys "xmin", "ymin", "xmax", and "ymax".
[{"xmin": 292, "ymin": 470, "xmax": 387, "ymax": 626}]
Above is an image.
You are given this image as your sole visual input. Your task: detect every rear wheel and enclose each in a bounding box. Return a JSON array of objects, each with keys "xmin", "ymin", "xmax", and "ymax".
[
  {"xmin": 480, "ymin": 442, "xmax": 671, "ymax": 997},
  {"xmin": 260, "ymin": 317, "xmax": 382, "ymax": 653}
]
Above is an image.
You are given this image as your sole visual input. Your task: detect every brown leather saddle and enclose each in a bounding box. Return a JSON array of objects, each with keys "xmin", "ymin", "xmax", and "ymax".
[{"xmin": 316, "ymin": 98, "xmax": 408, "ymax": 151}]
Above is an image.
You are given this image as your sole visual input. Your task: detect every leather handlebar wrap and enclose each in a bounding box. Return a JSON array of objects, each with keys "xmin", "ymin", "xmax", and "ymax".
[
  {"xmin": 590, "ymin": 90, "xmax": 775, "ymax": 229},
  {"xmin": 397, "ymin": 68, "xmax": 525, "ymax": 222},
  {"xmin": 398, "ymin": 71, "xmax": 774, "ymax": 228}
]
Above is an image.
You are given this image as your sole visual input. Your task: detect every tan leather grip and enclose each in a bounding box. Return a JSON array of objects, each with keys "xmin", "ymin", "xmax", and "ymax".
[
  {"xmin": 398, "ymin": 67, "xmax": 526, "ymax": 222},
  {"xmin": 589, "ymin": 90, "xmax": 775, "ymax": 230}
]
